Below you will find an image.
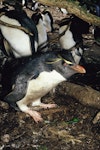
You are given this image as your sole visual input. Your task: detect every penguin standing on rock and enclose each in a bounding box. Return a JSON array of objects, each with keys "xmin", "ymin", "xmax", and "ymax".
[
  {"xmin": 1, "ymin": 50, "xmax": 86, "ymax": 123},
  {"xmin": 31, "ymin": 12, "xmax": 48, "ymax": 52},
  {"xmin": 0, "ymin": 7, "xmax": 38, "ymax": 58}
]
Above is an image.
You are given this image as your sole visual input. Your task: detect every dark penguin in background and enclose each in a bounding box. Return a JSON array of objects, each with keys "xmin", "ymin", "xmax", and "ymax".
[
  {"xmin": 0, "ymin": 5, "xmax": 38, "ymax": 58},
  {"xmin": 42, "ymin": 10, "xmax": 54, "ymax": 32},
  {"xmin": 58, "ymin": 15, "xmax": 90, "ymax": 64},
  {"xmin": 1, "ymin": 50, "xmax": 86, "ymax": 123}
]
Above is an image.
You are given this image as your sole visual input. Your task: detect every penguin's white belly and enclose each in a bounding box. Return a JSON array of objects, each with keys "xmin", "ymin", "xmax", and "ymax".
[
  {"xmin": 22, "ymin": 70, "xmax": 66, "ymax": 104},
  {"xmin": 37, "ymin": 20, "xmax": 47, "ymax": 46},
  {"xmin": 59, "ymin": 35, "xmax": 75, "ymax": 49},
  {"xmin": 0, "ymin": 16, "xmax": 32, "ymax": 57},
  {"xmin": 59, "ymin": 27, "xmax": 76, "ymax": 49}
]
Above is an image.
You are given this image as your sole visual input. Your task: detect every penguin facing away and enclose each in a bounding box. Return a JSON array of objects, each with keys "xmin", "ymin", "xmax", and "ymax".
[
  {"xmin": 2, "ymin": 50, "xmax": 86, "ymax": 123},
  {"xmin": 0, "ymin": 8, "xmax": 38, "ymax": 58}
]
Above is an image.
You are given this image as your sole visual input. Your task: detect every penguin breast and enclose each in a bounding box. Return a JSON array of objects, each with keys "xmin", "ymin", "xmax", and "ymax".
[
  {"xmin": 0, "ymin": 15, "xmax": 32, "ymax": 57},
  {"xmin": 24, "ymin": 70, "xmax": 66, "ymax": 102},
  {"xmin": 59, "ymin": 25, "xmax": 76, "ymax": 49},
  {"xmin": 36, "ymin": 19, "xmax": 47, "ymax": 46}
]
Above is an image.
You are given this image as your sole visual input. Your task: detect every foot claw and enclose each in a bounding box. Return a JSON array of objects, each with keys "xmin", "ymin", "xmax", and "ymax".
[
  {"xmin": 40, "ymin": 103, "xmax": 57, "ymax": 109},
  {"xmin": 25, "ymin": 109, "xmax": 43, "ymax": 123}
]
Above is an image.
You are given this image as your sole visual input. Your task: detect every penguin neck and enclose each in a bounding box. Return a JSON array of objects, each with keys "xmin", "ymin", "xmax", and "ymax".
[{"xmin": 59, "ymin": 25, "xmax": 71, "ymax": 38}]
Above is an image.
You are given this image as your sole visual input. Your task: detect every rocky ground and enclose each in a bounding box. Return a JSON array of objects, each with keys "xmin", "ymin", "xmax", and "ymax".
[{"xmin": 0, "ymin": 3, "xmax": 100, "ymax": 150}]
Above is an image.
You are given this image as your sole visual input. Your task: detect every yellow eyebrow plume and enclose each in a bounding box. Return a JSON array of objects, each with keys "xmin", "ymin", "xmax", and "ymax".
[{"xmin": 46, "ymin": 55, "xmax": 73, "ymax": 65}]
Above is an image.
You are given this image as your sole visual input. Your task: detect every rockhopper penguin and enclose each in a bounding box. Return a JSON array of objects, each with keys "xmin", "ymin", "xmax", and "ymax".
[
  {"xmin": 58, "ymin": 16, "xmax": 90, "ymax": 64},
  {"xmin": 42, "ymin": 10, "xmax": 54, "ymax": 32},
  {"xmin": 1, "ymin": 50, "xmax": 86, "ymax": 123},
  {"xmin": 31, "ymin": 12, "xmax": 48, "ymax": 52},
  {"xmin": 0, "ymin": 8, "xmax": 38, "ymax": 58}
]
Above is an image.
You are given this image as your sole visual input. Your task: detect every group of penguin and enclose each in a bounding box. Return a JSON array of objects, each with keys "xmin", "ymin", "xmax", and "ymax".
[{"xmin": 0, "ymin": 1, "xmax": 88, "ymax": 123}]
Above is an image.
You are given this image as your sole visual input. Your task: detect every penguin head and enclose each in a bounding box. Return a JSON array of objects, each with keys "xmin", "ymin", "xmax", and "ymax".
[
  {"xmin": 58, "ymin": 16, "xmax": 72, "ymax": 27},
  {"xmin": 31, "ymin": 12, "xmax": 43, "ymax": 25},
  {"xmin": 46, "ymin": 50, "xmax": 86, "ymax": 79}
]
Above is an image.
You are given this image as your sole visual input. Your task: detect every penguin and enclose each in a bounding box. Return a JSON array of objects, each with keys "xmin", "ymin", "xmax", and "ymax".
[
  {"xmin": 31, "ymin": 12, "xmax": 48, "ymax": 52},
  {"xmin": 0, "ymin": 7, "xmax": 38, "ymax": 58},
  {"xmin": 60, "ymin": 8, "xmax": 68, "ymax": 15},
  {"xmin": 58, "ymin": 16, "xmax": 90, "ymax": 64},
  {"xmin": 59, "ymin": 17, "xmax": 76, "ymax": 50},
  {"xmin": 22, "ymin": 0, "xmax": 29, "ymax": 8},
  {"xmin": 1, "ymin": 50, "xmax": 86, "ymax": 123},
  {"xmin": 31, "ymin": 0, "xmax": 40, "ymax": 11},
  {"xmin": 42, "ymin": 10, "xmax": 54, "ymax": 32}
]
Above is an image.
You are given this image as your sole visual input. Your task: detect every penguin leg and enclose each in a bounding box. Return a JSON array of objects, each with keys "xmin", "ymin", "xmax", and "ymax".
[
  {"xmin": 39, "ymin": 103, "xmax": 57, "ymax": 109},
  {"xmin": 32, "ymin": 99, "xmax": 57, "ymax": 109},
  {"xmin": 17, "ymin": 100, "xmax": 43, "ymax": 123}
]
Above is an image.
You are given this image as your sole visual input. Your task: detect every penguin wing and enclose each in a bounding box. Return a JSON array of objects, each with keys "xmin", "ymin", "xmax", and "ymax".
[{"xmin": 4, "ymin": 71, "xmax": 39, "ymax": 105}]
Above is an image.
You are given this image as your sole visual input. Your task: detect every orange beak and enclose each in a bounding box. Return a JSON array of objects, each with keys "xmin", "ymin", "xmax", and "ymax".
[{"xmin": 71, "ymin": 65, "xmax": 86, "ymax": 74}]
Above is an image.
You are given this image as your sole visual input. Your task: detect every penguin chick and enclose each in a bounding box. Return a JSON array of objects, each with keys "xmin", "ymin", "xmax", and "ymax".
[
  {"xmin": 42, "ymin": 10, "xmax": 54, "ymax": 32},
  {"xmin": 2, "ymin": 50, "xmax": 86, "ymax": 123},
  {"xmin": 0, "ymin": 8, "xmax": 38, "ymax": 58},
  {"xmin": 31, "ymin": 12, "xmax": 48, "ymax": 52}
]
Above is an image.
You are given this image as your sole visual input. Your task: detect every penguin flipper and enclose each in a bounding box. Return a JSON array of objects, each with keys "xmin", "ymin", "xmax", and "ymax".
[{"xmin": 4, "ymin": 71, "xmax": 39, "ymax": 106}]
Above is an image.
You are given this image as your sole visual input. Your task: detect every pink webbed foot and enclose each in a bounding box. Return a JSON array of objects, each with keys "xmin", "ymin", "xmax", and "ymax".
[
  {"xmin": 25, "ymin": 109, "xmax": 43, "ymax": 123},
  {"xmin": 40, "ymin": 103, "xmax": 57, "ymax": 109}
]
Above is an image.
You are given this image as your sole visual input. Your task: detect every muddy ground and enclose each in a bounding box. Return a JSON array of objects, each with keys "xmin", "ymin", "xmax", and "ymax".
[{"xmin": 0, "ymin": 3, "xmax": 100, "ymax": 150}]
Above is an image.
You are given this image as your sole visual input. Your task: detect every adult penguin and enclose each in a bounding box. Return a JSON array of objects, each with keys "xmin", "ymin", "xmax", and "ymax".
[
  {"xmin": 31, "ymin": 12, "xmax": 48, "ymax": 52},
  {"xmin": 1, "ymin": 50, "xmax": 86, "ymax": 123},
  {"xmin": 58, "ymin": 16, "xmax": 90, "ymax": 64},
  {"xmin": 42, "ymin": 10, "xmax": 54, "ymax": 32},
  {"xmin": 0, "ymin": 4, "xmax": 38, "ymax": 58}
]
